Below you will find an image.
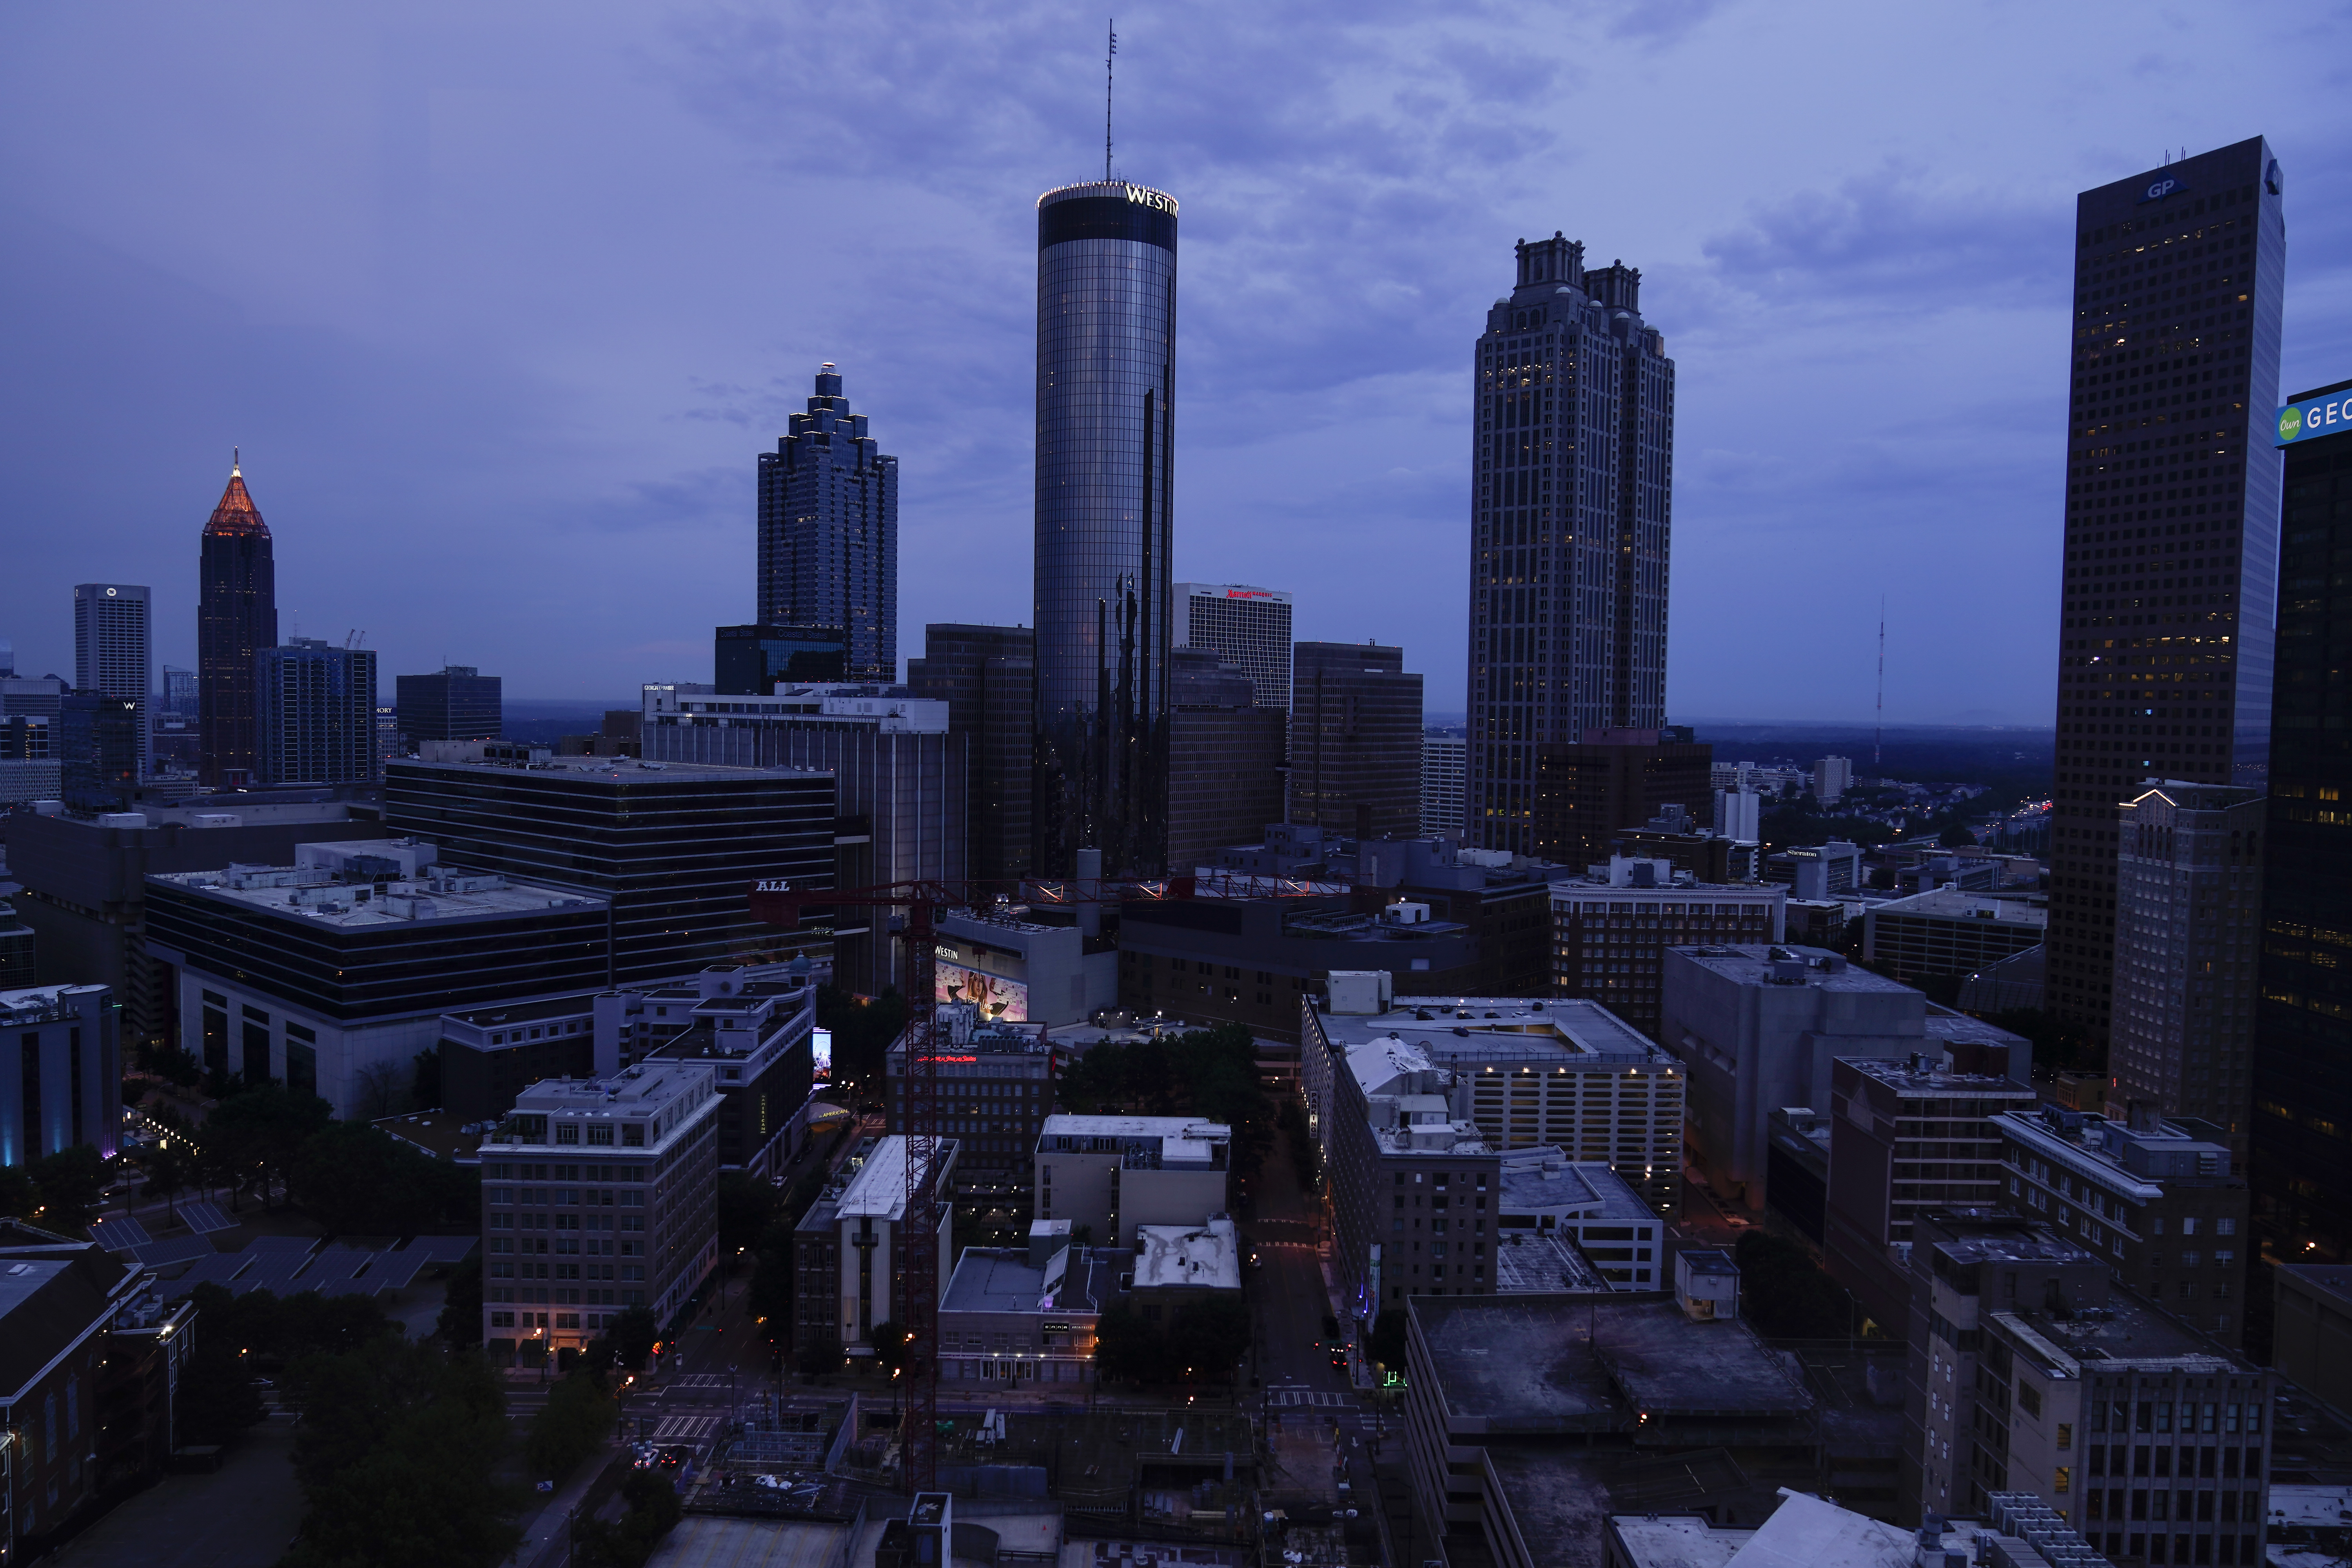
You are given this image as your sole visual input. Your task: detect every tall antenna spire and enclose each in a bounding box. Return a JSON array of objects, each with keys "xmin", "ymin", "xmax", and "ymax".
[
  {"xmin": 232, "ymin": 445, "xmax": 241, "ymax": 477},
  {"xmin": 1105, "ymin": 18, "xmax": 1117, "ymax": 183},
  {"xmin": 1874, "ymin": 595, "xmax": 1886, "ymax": 770}
]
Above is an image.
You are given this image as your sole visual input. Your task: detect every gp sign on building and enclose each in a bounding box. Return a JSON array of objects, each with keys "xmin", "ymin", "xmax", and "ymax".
[{"xmin": 2277, "ymin": 387, "xmax": 2352, "ymax": 447}]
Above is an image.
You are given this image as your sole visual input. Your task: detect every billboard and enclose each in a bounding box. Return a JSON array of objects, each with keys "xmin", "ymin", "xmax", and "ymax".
[
  {"xmin": 2278, "ymin": 387, "xmax": 2352, "ymax": 447},
  {"xmin": 936, "ymin": 962, "xmax": 1027, "ymax": 1022},
  {"xmin": 811, "ymin": 1027, "xmax": 832, "ymax": 1081}
]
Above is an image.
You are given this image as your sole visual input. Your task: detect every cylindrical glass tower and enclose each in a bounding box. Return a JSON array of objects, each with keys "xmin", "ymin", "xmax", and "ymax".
[{"xmin": 1032, "ymin": 180, "xmax": 1178, "ymax": 878}]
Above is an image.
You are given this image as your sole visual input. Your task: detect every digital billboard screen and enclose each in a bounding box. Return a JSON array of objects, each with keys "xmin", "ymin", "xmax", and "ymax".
[{"xmin": 936, "ymin": 962, "xmax": 1027, "ymax": 1022}]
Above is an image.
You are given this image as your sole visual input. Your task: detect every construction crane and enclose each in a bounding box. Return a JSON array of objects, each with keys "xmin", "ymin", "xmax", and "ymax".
[{"xmin": 748, "ymin": 871, "xmax": 1338, "ymax": 1494}]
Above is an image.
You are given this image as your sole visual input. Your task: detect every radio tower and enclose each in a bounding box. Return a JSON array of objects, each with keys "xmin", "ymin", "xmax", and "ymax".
[
  {"xmin": 1104, "ymin": 19, "xmax": 1116, "ymax": 180},
  {"xmin": 1874, "ymin": 596, "xmax": 1886, "ymax": 771}
]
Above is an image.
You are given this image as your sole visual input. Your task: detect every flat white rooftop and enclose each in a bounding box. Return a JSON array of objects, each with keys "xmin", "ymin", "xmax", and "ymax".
[
  {"xmin": 150, "ymin": 862, "xmax": 606, "ymax": 929},
  {"xmin": 1133, "ymin": 1218, "xmax": 1241, "ymax": 1292},
  {"xmin": 1039, "ymin": 1114, "xmax": 1230, "ymax": 1143}
]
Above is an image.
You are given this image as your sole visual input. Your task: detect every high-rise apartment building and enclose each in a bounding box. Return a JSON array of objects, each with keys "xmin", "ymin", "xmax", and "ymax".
[
  {"xmin": 759, "ymin": 365, "xmax": 897, "ymax": 683},
  {"xmin": 1811, "ymin": 755, "xmax": 1851, "ymax": 803},
  {"xmin": 2049, "ymin": 138, "xmax": 2286, "ymax": 1049},
  {"xmin": 2109, "ymin": 782, "xmax": 2264, "ymax": 1154},
  {"xmin": 196, "ymin": 459, "xmax": 276, "ymax": 788},
  {"xmin": 160, "ymin": 666, "xmax": 195, "ymax": 723},
  {"xmin": 394, "ymin": 665, "xmax": 501, "ymax": 744},
  {"xmin": 256, "ymin": 639, "xmax": 380, "ymax": 787},
  {"xmin": 1176, "ymin": 583, "xmax": 1292, "ymax": 710},
  {"xmin": 74, "ymin": 584, "xmax": 150, "ymax": 780},
  {"xmin": 58, "ymin": 693, "xmax": 142, "ymax": 813},
  {"xmin": 1033, "ymin": 180, "xmax": 1179, "ymax": 878},
  {"xmin": 2254, "ymin": 377, "xmax": 2352, "ymax": 1257},
  {"xmin": 1290, "ymin": 642, "xmax": 1421, "ymax": 840},
  {"xmin": 907, "ymin": 624, "xmax": 1034, "ymax": 882},
  {"xmin": 1467, "ymin": 235, "xmax": 1675, "ymax": 854},
  {"xmin": 1420, "ymin": 734, "xmax": 1466, "ymax": 840}
]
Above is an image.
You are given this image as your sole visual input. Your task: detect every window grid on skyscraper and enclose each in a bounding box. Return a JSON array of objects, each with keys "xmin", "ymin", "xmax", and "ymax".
[
  {"xmin": 758, "ymin": 366, "xmax": 898, "ymax": 683},
  {"xmin": 2045, "ymin": 138, "xmax": 2285, "ymax": 1052},
  {"xmin": 1465, "ymin": 236, "xmax": 1675, "ymax": 857}
]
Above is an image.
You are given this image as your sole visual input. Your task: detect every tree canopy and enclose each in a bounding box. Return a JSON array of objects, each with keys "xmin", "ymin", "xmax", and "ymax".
[
  {"xmin": 1056, "ymin": 1023, "xmax": 1272, "ymax": 1178},
  {"xmin": 286, "ymin": 1119, "xmax": 479, "ymax": 1235},
  {"xmin": 1095, "ymin": 1296, "xmax": 1251, "ymax": 1385},
  {"xmin": 1733, "ymin": 1231, "xmax": 1857, "ymax": 1339}
]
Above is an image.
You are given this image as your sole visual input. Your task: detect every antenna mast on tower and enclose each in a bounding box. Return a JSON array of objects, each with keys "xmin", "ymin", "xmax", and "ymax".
[
  {"xmin": 1874, "ymin": 595, "xmax": 1886, "ymax": 770},
  {"xmin": 1105, "ymin": 19, "xmax": 1117, "ymax": 182}
]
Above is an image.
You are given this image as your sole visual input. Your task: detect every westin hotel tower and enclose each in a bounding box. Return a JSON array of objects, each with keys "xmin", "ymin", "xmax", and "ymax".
[{"xmin": 1031, "ymin": 179, "xmax": 1179, "ymax": 878}]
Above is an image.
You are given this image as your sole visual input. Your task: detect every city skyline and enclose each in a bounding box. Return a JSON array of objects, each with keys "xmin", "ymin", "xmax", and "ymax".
[{"xmin": 2, "ymin": 7, "xmax": 2350, "ymax": 726}]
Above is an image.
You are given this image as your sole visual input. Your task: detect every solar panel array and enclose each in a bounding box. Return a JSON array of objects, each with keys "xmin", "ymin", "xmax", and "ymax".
[
  {"xmin": 130, "ymin": 1236, "xmax": 217, "ymax": 1269},
  {"xmin": 90, "ymin": 1218, "xmax": 151, "ymax": 1252},
  {"xmin": 300, "ymin": 1248, "xmax": 374, "ymax": 1285},
  {"xmin": 367, "ymin": 1251, "xmax": 428, "ymax": 1292},
  {"xmin": 245, "ymin": 1235, "xmax": 320, "ymax": 1255},
  {"xmin": 179, "ymin": 1201, "xmax": 237, "ymax": 1235},
  {"xmin": 401, "ymin": 1234, "xmax": 480, "ymax": 1264},
  {"xmin": 159, "ymin": 1255, "xmax": 253, "ymax": 1297}
]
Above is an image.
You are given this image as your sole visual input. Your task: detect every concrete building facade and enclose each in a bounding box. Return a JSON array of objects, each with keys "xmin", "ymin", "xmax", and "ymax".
[
  {"xmin": 73, "ymin": 583, "xmax": 150, "ymax": 780},
  {"xmin": 1176, "ymin": 583, "xmax": 1292, "ymax": 710},
  {"xmin": 1033, "ymin": 1114, "xmax": 1229, "ymax": 1249},
  {"xmin": 1550, "ymin": 861, "xmax": 1786, "ymax": 1044},
  {"xmin": 0, "ymin": 985, "xmax": 122, "ymax": 1167},
  {"xmin": 1290, "ymin": 642, "xmax": 1423, "ymax": 841},
  {"xmin": 791, "ymin": 1134, "xmax": 958, "ymax": 1363}
]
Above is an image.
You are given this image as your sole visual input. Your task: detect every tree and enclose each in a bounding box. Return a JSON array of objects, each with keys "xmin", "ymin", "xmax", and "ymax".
[
  {"xmin": 574, "ymin": 1468, "xmax": 682, "ymax": 1568},
  {"xmin": 142, "ymin": 1142, "xmax": 193, "ymax": 1226},
  {"xmin": 283, "ymin": 1343, "xmax": 525, "ymax": 1568},
  {"xmin": 607, "ymin": 1306, "xmax": 660, "ymax": 1371},
  {"xmin": 28, "ymin": 1145, "xmax": 109, "ymax": 1231},
  {"xmin": 287, "ymin": 1120, "xmax": 478, "ymax": 1236},
  {"xmin": 869, "ymin": 1319, "xmax": 910, "ymax": 1376},
  {"xmin": 0, "ymin": 1163, "xmax": 38, "ymax": 1221},
  {"xmin": 411, "ymin": 1044, "xmax": 443, "ymax": 1112},
  {"xmin": 206, "ymin": 1081, "xmax": 333, "ymax": 1210},
  {"xmin": 525, "ymin": 1371, "xmax": 617, "ymax": 1481},
  {"xmin": 349, "ymin": 1060, "xmax": 410, "ymax": 1122},
  {"xmin": 1939, "ymin": 824, "xmax": 1977, "ymax": 848},
  {"xmin": 1365, "ymin": 1309, "xmax": 1408, "ymax": 1375},
  {"xmin": 1093, "ymin": 1305, "xmax": 1163, "ymax": 1385},
  {"xmin": 174, "ymin": 1285, "xmax": 271, "ymax": 1446},
  {"xmin": 438, "ymin": 1256, "xmax": 484, "ymax": 1346},
  {"xmin": 1165, "ymin": 1296, "xmax": 1252, "ymax": 1381},
  {"xmin": 717, "ymin": 1170, "xmax": 777, "ymax": 1255}
]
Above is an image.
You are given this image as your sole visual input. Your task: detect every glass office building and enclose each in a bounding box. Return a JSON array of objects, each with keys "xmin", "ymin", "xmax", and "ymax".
[
  {"xmin": 197, "ymin": 461, "xmax": 277, "ymax": 788},
  {"xmin": 1032, "ymin": 180, "xmax": 1178, "ymax": 878},
  {"xmin": 2046, "ymin": 137, "xmax": 2285, "ymax": 1050},
  {"xmin": 757, "ymin": 365, "xmax": 897, "ymax": 682}
]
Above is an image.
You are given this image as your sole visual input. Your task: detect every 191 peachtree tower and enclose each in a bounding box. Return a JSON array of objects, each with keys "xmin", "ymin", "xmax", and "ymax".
[
  {"xmin": 1466, "ymin": 235, "xmax": 1675, "ymax": 853},
  {"xmin": 198, "ymin": 458, "xmax": 278, "ymax": 788},
  {"xmin": 757, "ymin": 363, "xmax": 898, "ymax": 682},
  {"xmin": 1032, "ymin": 181, "xmax": 1178, "ymax": 877},
  {"xmin": 2048, "ymin": 138, "xmax": 2285, "ymax": 1050}
]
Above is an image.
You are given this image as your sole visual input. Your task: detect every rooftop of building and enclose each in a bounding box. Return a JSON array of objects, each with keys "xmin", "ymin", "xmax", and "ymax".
[
  {"xmin": 1133, "ymin": 1219, "xmax": 1240, "ymax": 1292},
  {"xmin": 1497, "ymin": 1149, "xmax": 1655, "ymax": 1221},
  {"xmin": 831, "ymin": 1134, "xmax": 959, "ymax": 1224},
  {"xmin": 1483, "ymin": 1445, "xmax": 1783, "ymax": 1568},
  {"xmin": 1414, "ymin": 1294, "xmax": 1812, "ymax": 1434},
  {"xmin": 1840, "ymin": 1054, "xmax": 2039, "ymax": 1099},
  {"xmin": 1993, "ymin": 1105, "xmax": 2238, "ymax": 1194},
  {"xmin": 1494, "ymin": 1229, "xmax": 1610, "ymax": 1293},
  {"xmin": 2277, "ymin": 1264, "xmax": 2352, "ymax": 1307},
  {"xmin": 149, "ymin": 853, "xmax": 607, "ymax": 929},
  {"xmin": 0, "ymin": 983, "xmax": 104, "ymax": 1026},
  {"xmin": 1315, "ymin": 996, "xmax": 1670, "ymax": 1068},
  {"xmin": 29, "ymin": 800, "xmax": 381, "ymax": 830},
  {"xmin": 1987, "ymin": 1285, "xmax": 2252, "ymax": 1376},
  {"xmin": 2266, "ymin": 1483, "xmax": 2352, "ymax": 1533},
  {"xmin": 490, "ymin": 1064, "xmax": 714, "ymax": 1145},
  {"xmin": 443, "ymin": 993, "xmax": 600, "ymax": 1029},
  {"xmin": 1869, "ymin": 887, "xmax": 2049, "ymax": 925},
  {"xmin": 372, "ymin": 1112, "xmax": 488, "ymax": 1162},
  {"xmin": 1548, "ymin": 856, "xmax": 1783, "ymax": 895},
  {"xmin": 1038, "ymin": 1114, "xmax": 1230, "ymax": 1144},
  {"xmin": 1669, "ymin": 944, "xmax": 1910, "ymax": 993},
  {"xmin": 387, "ymin": 755, "xmax": 824, "ymax": 782},
  {"xmin": 941, "ymin": 1245, "xmax": 1119, "ymax": 1316}
]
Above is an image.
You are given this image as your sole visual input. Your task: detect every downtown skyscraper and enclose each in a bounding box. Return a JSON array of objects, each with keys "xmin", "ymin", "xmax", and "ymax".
[
  {"xmin": 197, "ymin": 458, "xmax": 277, "ymax": 788},
  {"xmin": 1032, "ymin": 180, "xmax": 1178, "ymax": 877},
  {"xmin": 757, "ymin": 364, "xmax": 898, "ymax": 682},
  {"xmin": 1466, "ymin": 236, "xmax": 1676, "ymax": 852},
  {"xmin": 73, "ymin": 582, "xmax": 151, "ymax": 780},
  {"xmin": 2047, "ymin": 138, "xmax": 2285, "ymax": 1051}
]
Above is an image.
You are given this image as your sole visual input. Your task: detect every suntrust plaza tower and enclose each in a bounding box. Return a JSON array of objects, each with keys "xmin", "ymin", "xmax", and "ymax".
[{"xmin": 1032, "ymin": 180, "xmax": 1178, "ymax": 878}]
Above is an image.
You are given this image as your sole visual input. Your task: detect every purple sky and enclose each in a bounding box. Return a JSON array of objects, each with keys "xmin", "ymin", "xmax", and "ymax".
[{"xmin": 4, "ymin": 3, "xmax": 2348, "ymax": 725}]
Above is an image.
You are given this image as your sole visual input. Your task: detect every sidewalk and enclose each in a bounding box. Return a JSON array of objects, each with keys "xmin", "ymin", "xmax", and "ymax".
[{"xmin": 508, "ymin": 1443, "xmax": 617, "ymax": 1568}]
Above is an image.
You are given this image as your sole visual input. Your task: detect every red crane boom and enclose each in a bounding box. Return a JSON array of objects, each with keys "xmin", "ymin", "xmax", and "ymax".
[{"xmin": 748, "ymin": 873, "xmax": 1334, "ymax": 1492}]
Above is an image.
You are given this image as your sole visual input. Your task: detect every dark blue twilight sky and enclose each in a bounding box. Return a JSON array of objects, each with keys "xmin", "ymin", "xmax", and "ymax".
[{"xmin": 4, "ymin": 3, "xmax": 2349, "ymax": 725}]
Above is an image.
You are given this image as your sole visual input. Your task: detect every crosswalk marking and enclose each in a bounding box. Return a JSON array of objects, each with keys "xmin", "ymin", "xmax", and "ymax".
[
  {"xmin": 652, "ymin": 1414, "xmax": 722, "ymax": 1443},
  {"xmin": 669, "ymin": 1373, "xmax": 733, "ymax": 1390},
  {"xmin": 1266, "ymin": 1388, "xmax": 1356, "ymax": 1408}
]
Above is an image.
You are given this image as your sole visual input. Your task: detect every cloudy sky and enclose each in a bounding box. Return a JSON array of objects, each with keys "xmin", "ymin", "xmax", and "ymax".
[{"xmin": 4, "ymin": 2, "xmax": 2348, "ymax": 725}]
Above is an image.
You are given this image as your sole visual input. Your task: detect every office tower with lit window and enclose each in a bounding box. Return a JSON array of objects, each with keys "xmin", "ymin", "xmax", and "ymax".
[
  {"xmin": 758, "ymin": 365, "xmax": 897, "ymax": 683},
  {"xmin": 1032, "ymin": 180, "xmax": 1178, "ymax": 878},
  {"xmin": 2049, "ymin": 138, "xmax": 2285, "ymax": 1050},
  {"xmin": 2253, "ymin": 376, "xmax": 2352, "ymax": 1257},
  {"xmin": 74, "ymin": 583, "xmax": 151, "ymax": 780},
  {"xmin": 1290, "ymin": 642, "xmax": 1422, "ymax": 842},
  {"xmin": 395, "ymin": 665, "xmax": 501, "ymax": 744},
  {"xmin": 197, "ymin": 460, "xmax": 277, "ymax": 788},
  {"xmin": 1467, "ymin": 236, "xmax": 1675, "ymax": 855},
  {"xmin": 1177, "ymin": 583, "xmax": 1292, "ymax": 710}
]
